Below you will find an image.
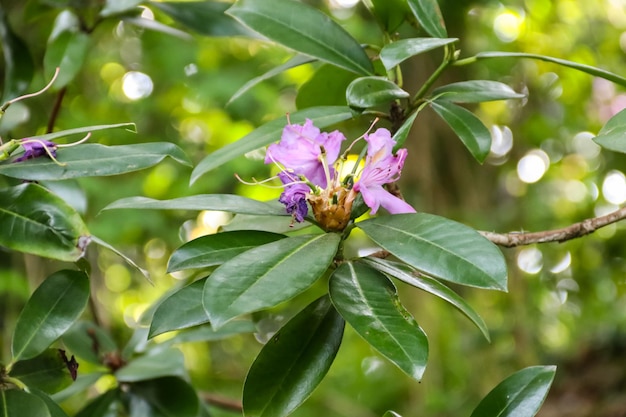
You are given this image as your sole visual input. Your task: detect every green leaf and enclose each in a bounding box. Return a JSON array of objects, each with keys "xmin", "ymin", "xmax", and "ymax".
[
  {"xmin": 12, "ymin": 270, "xmax": 90, "ymax": 362},
  {"xmin": 231, "ymin": 55, "xmax": 315, "ymax": 105},
  {"xmin": 0, "ymin": 183, "xmax": 90, "ymax": 262},
  {"xmin": 0, "ymin": 389, "xmax": 51, "ymax": 417},
  {"xmin": 392, "ymin": 110, "xmax": 418, "ymax": 151},
  {"xmin": 101, "ymin": 0, "xmax": 142, "ymax": 17},
  {"xmin": 151, "ymin": 1, "xmax": 255, "ymax": 37},
  {"xmin": 468, "ymin": 51, "xmax": 626, "ymax": 88},
  {"xmin": 296, "ymin": 64, "xmax": 357, "ymax": 109},
  {"xmin": 27, "ymin": 122, "xmax": 136, "ymax": 143},
  {"xmin": 227, "ymin": 0, "xmax": 373, "ymax": 75},
  {"xmin": 222, "ymin": 213, "xmax": 312, "ymax": 233},
  {"xmin": 30, "ymin": 388, "xmax": 70, "ymax": 417},
  {"xmin": 346, "ymin": 77, "xmax": 409, "ymax": 109},
  {"xmin": 407, "ymin": 0, "xmax": 447, "ymax": 38},
  {"xmin": 357, "ymin": 213, "xmax": 508, "ymax": 291},
  {"xmin": 0, "ymin": 142, "xmax": 191, "ymax": 181},
  {"xmin": 9, "ymin": 349, "xmax": 73, "ymax": 394},
  {"xmin": 75, "ymin": 389, "xmax": 120, "ymax": 417},
  {"xmin": 329, "ymin": 262, "xmax": 428, "ymax": 380},
  {"xmin": 103, "ymin": 194, "xmax": 284, "ymax": 216},
  {"xmin": 368, "ymin": 0, "xmax": 410, "ymax": 32},
  {"xmin": 593, "ymin": 107, "xmax": 626, "ymax": 152},
  {"xmin": 190, "ymin": 106, "xmax": 354, "ymax": 184},
  {"xmin": 158, "ymin": 320, "xmax": 256, "ymax": 347},
  {"xmin": 91, "ymin": 236, "xmax": 150, "ymax": 281},
  {"xmin": 149, "ymin": 278, "xmax": 209, "ymax": 337},
  {"xmin": 52, "ymin": 373, "xmax": 104, "ymax": 403},
  {"xmin": 0, "ymin": 6, "xmax": 34, "ymax": 103},
  {"xmin": 168, "ymin": 230, "xmax": 285, "ymax": 272},
  {"xmin": 203, "ymin": 233, "xmax": 341, "ymax": 329},
  {"xmin": 115, "ymin": 348, "xmax": 186, "ymax": 382},
  {"xmin": 380, "ymin": 38, "xmax": 457, "ymax": 70},
  {"xmin": 363, "ymin": 257, "xmax": 490, "ymax": 341},
  {"xmin": 243, "ymin": 296, "xmax": 344, "ymax": 417},
  {"xmin": 383, "ymin": 412, "xmax": 403, "ymax": 417},
  {"xmin": 122, "ymin": 17, "xmax": 193, "ymax": 41},
  {"xmin": 129, "ymin": 377, "xmax": 199, "ymax": 417},
  {"xmin": 44, "ymin": 30, "xmax": 90, "ymax": 90},
  {"xmin": 430, "ymin": 99, "xmax": 491, "ymax": 163},
  {"xmin": 470, "ymin": 366, "xmax": 556, "ymax": 417},
  {"xmin": 62, "ymin": 321, "xmax": 118, "ymax": 365},
  {"xmin": 432, "ymin": 80, "xmax": 526, "ymax": 103}
]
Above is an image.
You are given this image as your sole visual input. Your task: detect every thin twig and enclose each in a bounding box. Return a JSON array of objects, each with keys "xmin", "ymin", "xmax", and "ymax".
[
  {"xmin": 479, "ymin": 206, "xmax": 626, "ymax": 248},
  {"xmin": 47, "ymin": 87, "xmax": 67, "ymax": 133},
  {"xmin": 201, "ymin": 393, "xmax": 243, "ymax": 413}
]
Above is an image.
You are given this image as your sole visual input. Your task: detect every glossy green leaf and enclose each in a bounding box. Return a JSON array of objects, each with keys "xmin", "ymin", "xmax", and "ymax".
[
  {"xmin": 151, "ymin": 1, "xmax": 255, "ymax": 37},
  {"xmin": 158, "ymin": 320, "xmax": 256, "ymax": 347},
  {"xmin": 190, "ymin": 106, "xmax": 354, "ymax": 184},
  {"xmin": 392, "ymin": 110, "xmax": 418, "ymax": 151},
  {"xmin": 62, "ymin": 321, "xmax": 118, "ymax": 364},
  {"xmin": 430, "ymin": 99, "xmax": 491, "ymax": 163},
  {"xmin": 329, "ymin": 262, "xmax": 428, "ymax": 380},
  {"xmin": 432, "ymin": 80, "xmax": 526, "ymax": 103},
  {"xmin": 357, "ymin": 213, "xmax": 508, "ymax": 291},
  {"xmin": 149, "ymin": 278, "xmax": 209, "ymax": 337},
  {"xmin": 0, "ymin": 183, "xmax": 90, "ymax": 261},
  {"xmin": 0, "ymin": 142, "xmax": 190, "ymax": 181},
  {"xmin": 51, "ymin": 373, "xmax": 104, "ymax": 403},
  {"xmin": 407, "ymin": 0, "xmax": 447, "ymax": 38},
  {"xmin": 368, "ymin": 0, "xmax": 410, "ymax": 32},
  {"xmin": 468, "ymin": 51, "xmax": 626, "ymax": 88},
  {"xmin": 168, "ymin": 230, "xmax": 285, "ymax": 272},
  {"xmin": 231, "ymin": 55, "xmax": 315, "ymax": 105},
  {"xmin": 227, "ymin": 0, "xmax": 373, "ymax": 75},
  {"xmin": 30, "ymin": 388, "xmax": 70, "ymax": 417},
  {"xmin": 203, "ymin": 233, "xmax": 341, "ymax": 329},
  {"xmin": 593, "ymin": 107, "xmax": 626, "ymax": 152},
  {"xmin": 104, "ymin": 194, "xmax": 283, "ymax": 216},
  {"xmin": 10, "ymin": 349, "xmax": 73, "ymax": 394},
  {"xmin": 346, "ymin": 77, "xmax": 409, "ymax": 108},
  {"xmin": 26, "ymin": 122, "xmax": 136, "ymax": 143},
  {"xmin": 115, "ymin": 348, "xmax": 186, "ymax": 382},
  {"xmin": 12, "ymin": 270, "xmax": 90, "ymax": 361},
  {"xmin": 129, "ymin": 377, "xmax": 198, "ymax": 417},
  {"xmin": 0, "ymin": 6, "xmax": 34, "ymax": 103},
  {"xmin": 243, "ymin": 296, "xmax": 344, "ymax": 417},
  {"xmin": 380, "ymin": 38, "xmax": 457, "ymax": 70},
  {"xmin": 296, "ymin": 64, "xmax": 357, "ymax": 109},
  {"xmin": 470, "ymin": 366, "xmax": 556, "ymax": 417},
  {"xmin": 363, "ymin": 257, "xmax": 490, "ymax": 341},
  {"xmin": 101, "ymin": 0, "xmax": 142, "ymax": 17},
  {"xmin": 74, "ymin": 389, "xmax": 120, "ymax": 417},
  {"xmin": 44, "ymin": 30, "xmax": 90, "ymax": 90},
  {"xmin": 0, "ymin": 389, "xmax": 50, "ymax": 417}
]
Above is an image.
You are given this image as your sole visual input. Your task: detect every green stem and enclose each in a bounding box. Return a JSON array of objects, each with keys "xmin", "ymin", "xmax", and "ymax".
[
  {"xmin": 0, "ymin": 139, "xmax": 19, "ymax": 161},
  {"xmin": 411, "ymin": 44, "xmax": 456, "ymax": 107},
  {"xmin": 3, "ymin": 376, "xmax": 27, "ymax": 390}
]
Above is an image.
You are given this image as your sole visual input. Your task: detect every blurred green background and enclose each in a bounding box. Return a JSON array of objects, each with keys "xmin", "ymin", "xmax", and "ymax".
[{"xmin": 1, "ymin": 0, "xmax": 626, "ymax": 416}]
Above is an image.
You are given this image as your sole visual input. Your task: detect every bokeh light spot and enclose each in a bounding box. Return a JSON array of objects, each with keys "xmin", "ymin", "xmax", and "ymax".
[
  {"xmin": 517, "ymin": 247, "xmax": 543, "ymax": 274},
  {"xmin": 602, "ymin": 170, "xmax": 626, "ymax": 204},
  {"xmin": 122, "ymin": 71, "xmax": 153, "ymax": 100},
  {"xmin": 493, "ymin": 10, "xmax": 525, "ymax": 42},
  {"xmin": 517, "ymin": 150, "xmax": 549, "ymax": 183}
]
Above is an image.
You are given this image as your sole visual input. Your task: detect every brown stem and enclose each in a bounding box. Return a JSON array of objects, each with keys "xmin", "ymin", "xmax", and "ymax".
[
  {"xmin": 47, "ymin": 87, "xmax": 67, "ymax": 133},
  {"xmin": 201, "ymin": 393, "xmax": 243, "ymax": 413}
]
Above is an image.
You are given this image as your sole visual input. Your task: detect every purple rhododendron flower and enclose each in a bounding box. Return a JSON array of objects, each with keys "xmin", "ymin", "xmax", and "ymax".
[
  {"xmin": 266, "ymin": 119, "xmax": 345, "ymax": 188},
  {"xmin": 14, "ymin": 140, "xmax": 57, "ymax": 162},
  {"xmin": 354, "ymin": 128, "xmax": 416, "ymax": 215},
  {"xmin": 277, "ymin": 171, "xmax": 310, "ymax": 222}
]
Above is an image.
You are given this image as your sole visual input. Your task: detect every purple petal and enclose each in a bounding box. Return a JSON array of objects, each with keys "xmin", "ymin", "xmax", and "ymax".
[{"xmin": 14, "ymin": 140, "xmax": 57, "ymax": 162}]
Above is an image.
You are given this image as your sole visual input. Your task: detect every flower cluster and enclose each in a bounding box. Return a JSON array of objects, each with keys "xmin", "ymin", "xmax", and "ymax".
[{"xmin": 265, "ymin": 119, "xmax": 415, "ymax": 231}]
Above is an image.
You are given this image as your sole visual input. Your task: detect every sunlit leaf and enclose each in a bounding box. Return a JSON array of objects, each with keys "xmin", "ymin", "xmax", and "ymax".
[
  {"xmin": 243, "ymin": 296, "xmax": 344, "ymax": 417},
  {"xmin": 12, "ymin": 270, "xmax": 90, "ymax": 362},
  {"xmin": 0, "ymin": 142, "xmax": 191, "ymax": 181},
  {"xmin": 0, "ymin": 183, "xmax": 90, "ymax": 262},
  {"xmin": 357, "ymin": 213, "xmax": 508, "ymax": 291},
  {"xmin": 115, "ymin": 348, "xmax": 186, "ymax": 382},
  {"xmin": 227, "ymin": 0, "xmax": 373, "ymax": 75},
  {"xmin": 203, "ymin": 233, "xmax": 341, "ymax": 329},
  {"xmin": 151, "ymin": 1, "xmax": 256, "ymax": 37},
  {"xmin": 430, "ymin": 99, "xmax": 491, "ymax": 163},
  {"xmin": 158, "ymin": 320, "xmax": 256, "ymax": 347},
  {"xmin": 10, "ymin": 349, "xmax": 74, "ymax": 394},
  {"xmin": 101, "ymin": 0, "xmax": 142, "ymax": 17},
  {"xmin": 190, "ymin": 106, "xmax": 354, "ymax": 184},
  {"xmin": 470, "ymin": 366, "xmax": 556, "ymax": 417},
  {"xmin": 122, "ymin": 17, "xmax": 192, "ymax": 40},
  {"xmin": 363, "ymin": 257, "xmax": 490, "ymax": 341},
  {"xmin": 0, "ymin": 7, "xmax": 34, "ymax": 103},
  {"xmin": 44, "ymin": 30, "xmax": 90, "ymax": 90},
  {"xmin": 149, "ymin": 278, "xmax": 209, "ymax": 337},
  {"xmin": 296, "ymin": 64, "xmax": 357, "ymax": 109},
  {"xmin": 432, "ymin": 80, "xmax": 526, "ymax": 103},
  {"xmin": 593, "ymin": 107, "xmax": 626, "ymax": 152},
  {"xmin": 329, "ymin": 262, "xmax": 428, "ymax": 380},
  {"xmin": 407, "ymin": 0, "xmax": 447, "ymax": 38},
  {"xmin": 167, "ymin": 230, "xmax": 285, "ymax": 272},
  {"xmin": 231, "ymin": 55, "xmax": 315, "ymax": 105},
  {"xmin": 346, "ymin": 77, "xmax": 409, "ymax": 109},
  {"xmin": 380, "ymin": 38, "xmax": 457, "ymax": 70},
  {"xmin": 0, "ymin": 389, "xmax": 50, "ymax": 417},
  {"xmin": 383, "ymin": 412, "xmax": 403, "ymax": 417},
  {"xmin": 129, "ymin": 377, "xmax": 199, "ymax": 417}
]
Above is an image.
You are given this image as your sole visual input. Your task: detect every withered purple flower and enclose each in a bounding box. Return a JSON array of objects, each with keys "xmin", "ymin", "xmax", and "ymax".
[{"xmin": 14, "ymin": 139, "xmax": 57, "ymax": 162}]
